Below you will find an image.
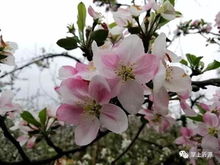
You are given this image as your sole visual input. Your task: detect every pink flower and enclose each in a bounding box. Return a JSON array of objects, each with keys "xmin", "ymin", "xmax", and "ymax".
[
  {"xmin": 58, "ymin": 62, "xmax": 98, "ymax": 81},
  {"xmin": 0, "ymin": 35, "xmax": 17, "ymax": 66},
  {"xmin": 0, "ymin": 90, "xmax": 20, "ymax": 117},
  {"xmin": 175, "ymin": 127, "xmax": 197, "ymax": 147},
  {"xmin": 93, "ymin": 35, "xmax": 159, "ymax": 114},
  {"xmin": 196, "ymin": 112, "xmax": 220, "ymax": 152},
  {"xmin": 139, "ymin": 88, "xmax": 175, "ymax": 132},
  {"xmin": 56, "ymin": 75, "xmax": 128, "ymax": 146}
]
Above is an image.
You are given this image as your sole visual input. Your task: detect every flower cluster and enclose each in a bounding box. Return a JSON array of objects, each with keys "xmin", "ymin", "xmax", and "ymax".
[{"xmin": 175, "ymin": 90, "xmax": 220, "ymax": 163}]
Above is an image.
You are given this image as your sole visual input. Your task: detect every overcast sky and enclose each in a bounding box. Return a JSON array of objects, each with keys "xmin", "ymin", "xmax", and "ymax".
[{"xmin": 0, "ymin": 0, "xmax": 220, "ymax": 108}]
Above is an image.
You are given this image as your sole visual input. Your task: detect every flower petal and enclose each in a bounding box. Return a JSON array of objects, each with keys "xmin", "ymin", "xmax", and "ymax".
[
  {"xmin": 117, "ymin": 35, "xmax": 144, "ymax": 64},
  {"xmin": 152, "ymin": 33, "xmax": 166, "ymax": 57},
  {"xmin": 89, "ymin": 75, "xmax": 112, "ymax": 104},
  {"xmin": 56, "ymin": 104, "xmax": 83, "ymax": 125},
  {"xmin": 201, "ymin": 135, "xmax": 219, "ymax": 152},
  {"xmin": 118, "ymin": 80, "xmax": 144, "ymax": 114},
  {"xmin": 203, "ymin": 112, "xmax": 219, "ymax": 127},
  {"xmin": 75, "ymin": 115, "xmax": 100, "ymax": 146},
  {"xmin": 100, "ymin": 104, "xmax": 128, "ymax": 133}
]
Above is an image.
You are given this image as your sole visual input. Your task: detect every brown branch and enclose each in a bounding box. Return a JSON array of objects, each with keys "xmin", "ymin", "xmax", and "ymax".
[
  {"xmin": 0, "ymin": 116, "xmax": 30, "ymax": 163},
  {"xmin": 0, "ymin": 131, "xmax": 109, "ymax": 165},
  {"xmin": 0, "ymin": 53, "xmax": 81, "ymax": 79},
  {"xmin": 111, "ymin": 122, "xmax": 146, "ymax": 164},
  {"xmin": 192, "ymin": 78, "xmax": 220, "ymax": 89}
]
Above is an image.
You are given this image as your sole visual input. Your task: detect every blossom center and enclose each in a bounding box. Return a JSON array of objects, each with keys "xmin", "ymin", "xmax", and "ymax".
[
  {"xmin": 117, "ymin": 65, "xmax": 135, "ymax": 81},
  {"xmin": 165, "ymin": 66, "xmax": 173, "ymax": 81},
  {"xmin": 83, "ymin": 100, "xmax": 102, "ymax": 116},
  {"xmin": 208, "ymin": 127, "xmax": 218, "ymax": 136}
]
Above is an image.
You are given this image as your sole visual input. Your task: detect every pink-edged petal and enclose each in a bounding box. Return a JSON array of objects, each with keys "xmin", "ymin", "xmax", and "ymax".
[
  {"xmin": 199, "ymin": 103, "xmax": 211, "ymax": 111},
  {"xmin": 203, "ymin": 112, "xmax": 219, "ymax": 127},
  {"xmin": 201, "ymin": 135, "xmax": 219, "ymax": 152},
  {"xmin": 153, "ymin": 87, "xmax": 169, "ymax": 115},
  {"xmin": 60, "ymin": 78, "xmax": 89, "ymax": 101},
  {"xmin": 101, "ymin": 54, "xmax": 119, "ymax": 70},
  {"xmin": 180, "ymin": 100, "xmax": 197, "ymax": 117},
  {"xmin": 58, "ymin": 66, "xmax": 77, "ymax": 80},
  {"xmin": 118, "ymin": 80, "xmax": 144, "ymax": 114},
  {"xmin": 26, "ymin": 136, "xmax": 37, "ymax": 149},
  {"xmin": 152, "ymin": 33, "xmax": 166, "ymax": 57},
  {"xmin": 196, "ymin": 123, "xmax": 208, "ymax": 136},
  {"xmin": 2, "ymin": 55, "xmax": 15, "ymax": 66},
  {"xmin": 164, "ymin": 66, "xmax": 191, "ymax": 93},
  {"xmin": 56, "ymin": 104, "xmax": 83, "ymax": 125},
  {"xmin": 134, "ymin": 54, "xmax": 160, "ymax": 83},
  {"xmin": 17, "ymin": 135, "xmax": 28, "ymax": 146},
  {"xmin": 107, "ymin": 78, "xmax": 122, "ymax": 98},
  {"xmin": 89, "ymin": 75, "xmax": 111, "ymax": 104},
  {"xmin": 0, "ymin": 90, "xmax": 14, "ymax": 106},
  {"xmin": 117, "ymin": 35, "xmax": 144, "ymax": 64},
  {"xmin": 180, "ymin": 127, "xmax": 194, "ymax": 137},
  {"xmin": 75, "ymin": 115, "xmax": 100, "ymax": 146},
  {"xmin": 153, "ymin": 63, "xmax": 166, "ymax": 92},
  {"xmin": 100, "ymin": 104, "xmax": 128, "ymax": 133}
]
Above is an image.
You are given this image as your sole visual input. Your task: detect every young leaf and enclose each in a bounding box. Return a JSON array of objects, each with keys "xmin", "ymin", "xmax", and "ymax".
[
  {"xmin": 56, "ymin": 37, "xmax": 78, "ymax": 50},
  {"xmin": 77, "ymin": 2, "xmax": 86, "ymax": 32},
  {"xmin": 180, "ymin": 59, "xmax": 188, "ymax": 66},
  {"xmin": 204, "ymin": 60, "xmax": 220, "ymax": 72},
  {"xmin": 21, "ymin": 111, "xmax": 41, "ymax": 127},
  {"xmin": 187, "ymin": 115, "xmax": 203, "ymax": 122},
  {"xmin": 38, "ymin": 108, "xmax": 47, "ymax": 126},
  {"xmin": 186, "ymin": 53, "xmax": 203, "ymax": 68},
  {"xmin": 91, "ymin": 29, "xmax": 109, "ymax": 46}
]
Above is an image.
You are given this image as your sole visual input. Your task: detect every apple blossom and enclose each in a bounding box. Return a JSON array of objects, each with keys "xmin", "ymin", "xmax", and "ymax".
[
  {"xmin": 56, "ymin": 75, "xmax": 128, "ymax": 145},
  {"xmin": 92, "ymin": 35, "xmax": 159, "ymax": 114},
  {"xmin": 175, "ymin": 127, "xmax": 197, "ymax": 147}
]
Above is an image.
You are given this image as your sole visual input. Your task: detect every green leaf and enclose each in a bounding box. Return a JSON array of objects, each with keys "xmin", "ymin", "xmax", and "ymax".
[
  {"xmin": 187, "ymin": 115, "xmax": 203, "ymax": 122},
  {"xmin": 38, "ymin": 108, "xmax": 47, "ymax": 126},
  {"xmin": 109, "ymin": 22, "xmax": 117, "ymax": 29},
  {"xmin": 158, "ymin": 16, "xmax": 170, "ymax": 28},
  {"xmin": 168, "ymin": 0, "xmax": 175, "ymax": 6},
  {"xmin": 21, "ymin": 111, "xmax": 41, "ymax": 127},
  {"xmin": 91, "ymin": 29, "xmax": 109, "ymax": 46},
  {"xmin": 196, "ymin": 104, "xmax": 206, "ymax": 114},
  {"xmin": 77, "ymin": 2, "xmax": 86, "ymax": 32},
  {"xmin": 186, "ymin": 53, "xmax": 203, "ymax": 68},
  {"xmin": 128, "ymin": 27, "xmax": 140, "ymax": 34},
  {"xmin": 56, "ymin": 37, "xmax": 78, "ymax": 50},
  {"xmin": 180, "ymin": 59, "xmax": 188, "ymax": 66},
  {"xmin": 204, "ymin": 60, "xmax": 220, "ymax": 72}
]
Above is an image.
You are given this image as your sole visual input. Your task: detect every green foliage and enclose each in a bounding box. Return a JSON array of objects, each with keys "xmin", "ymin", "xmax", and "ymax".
[
  {"xmin": 77, "ymin": 2, "xmax": 87, "ymax": 33},
  {"xmin": 91, "ymin": 29, "xmax": 109, "ymax": 46},
  {"xmin": 38, "ymin": 108, "xmax": 47, "ymax": 126},
  {"xmin": 204, "ymin": 60, "xmax": 220, "ymax": 72},
  {"xmin": 21, "ymin": 111, "xmax": 41, "ymax": 127},
  {"xmin": 186, "ymin": 53, "xmax": 203, "ymax": 68},
  {"xmin": 56, "ymin": 37, "xmax": 78, "ymax": 50},
  {"xmin": 187, "ymin": 115, "xmax": 203, "ymax": 122},
  {"xmin": 179, "ymin": 59, "xmax": 188, "ymax": 66}
]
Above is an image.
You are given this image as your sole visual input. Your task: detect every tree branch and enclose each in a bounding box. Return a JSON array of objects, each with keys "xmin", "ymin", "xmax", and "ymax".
[
  {"xmin": 192, "ymin": 78, "xmax": 220, "ymax": 89},
  {"xmin": 111, "ymin": 122, "xmax": 146, "ymax": 164},
  {"xmin": 0, "ymin": 131, "xmax": 109, "ymax": 165},
  {"xmin": 0, "ymin": 116, "xmax": 30, "ymax": 163},
  {"xmin": 0, "ymin": 53, "xmax": 81, "ymax": 79}
]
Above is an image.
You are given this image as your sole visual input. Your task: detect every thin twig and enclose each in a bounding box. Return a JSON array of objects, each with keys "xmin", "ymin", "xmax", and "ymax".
[
  {"xmin": 0, "ymin": 131, "xmax": 109, "ymax": 165},
  {"xmin": 0, "ymin": 116, "xmax": 30, "ymax": 163},
  {"xmin": 0, "ymin": 53, "xmax": 81, "ymax": 79},
  {"xmin": 111, "ymin": 122, "xmax": 146, "ymax": 164}
]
